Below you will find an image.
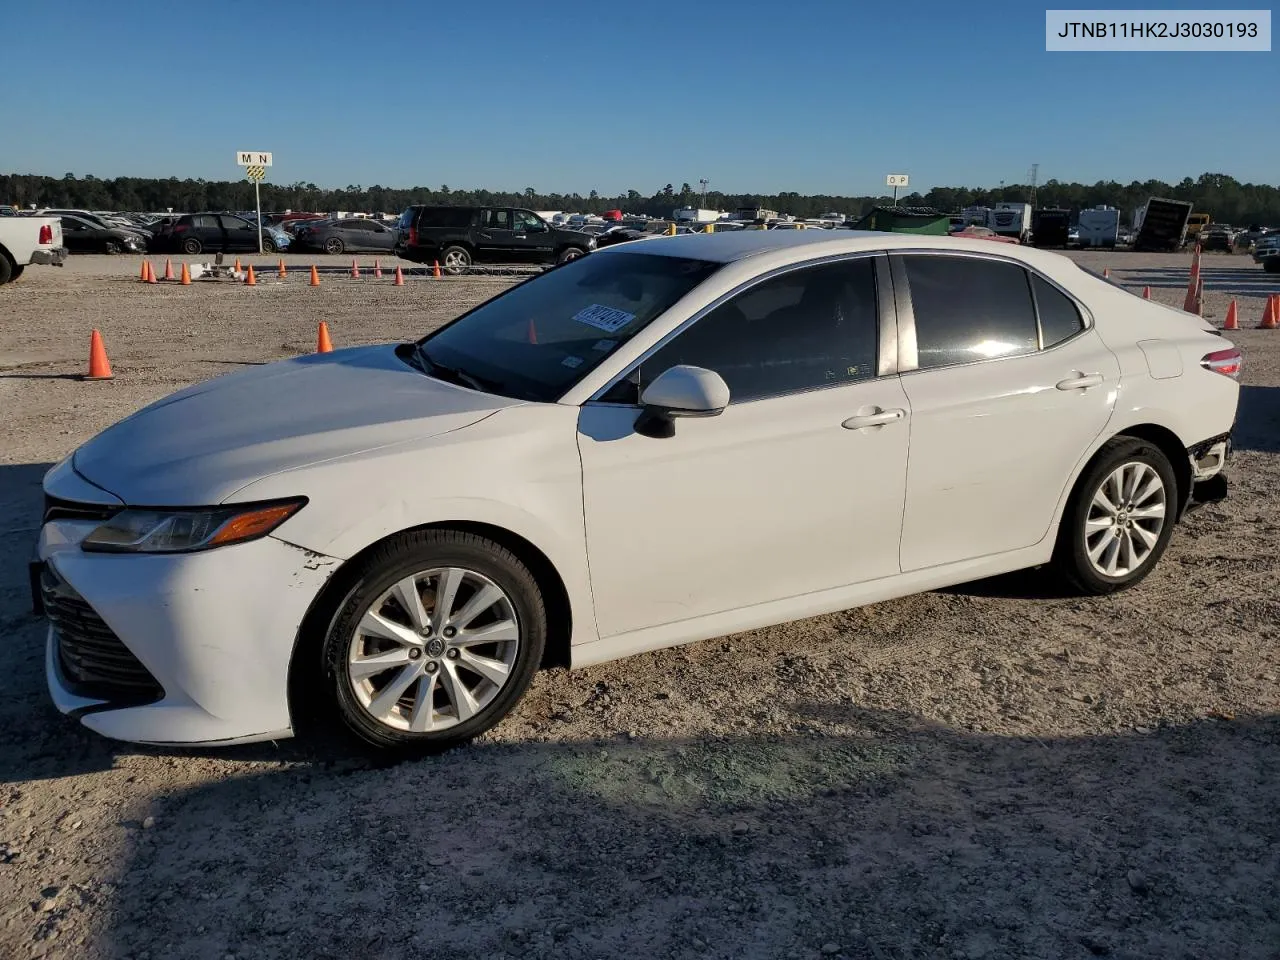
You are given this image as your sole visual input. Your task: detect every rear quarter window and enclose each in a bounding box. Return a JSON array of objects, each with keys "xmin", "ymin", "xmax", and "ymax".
[{"xmin": 418, "ymin": 207, "xmax": 475, "ymax": 229}]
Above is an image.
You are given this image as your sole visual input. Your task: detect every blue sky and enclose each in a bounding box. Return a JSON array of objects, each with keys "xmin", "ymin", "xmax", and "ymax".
[{"xmin": 5, "ymin": 0, "xmax": 1274, "ymax": 194}]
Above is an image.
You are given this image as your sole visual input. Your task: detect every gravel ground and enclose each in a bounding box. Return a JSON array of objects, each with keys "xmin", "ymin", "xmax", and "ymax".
[{"xmin": 1, "ymin": 249, "xmax": 1278, "ymax": 960}]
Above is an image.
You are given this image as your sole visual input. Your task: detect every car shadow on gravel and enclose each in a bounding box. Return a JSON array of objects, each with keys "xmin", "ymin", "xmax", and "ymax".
[
  {"xmin": 1235, "ymin": 386, "xmax": 1280, "ymax": 454},
  {"xmin": 47, "ymin": 709, "xmax": 1277, "ymax": 960}
]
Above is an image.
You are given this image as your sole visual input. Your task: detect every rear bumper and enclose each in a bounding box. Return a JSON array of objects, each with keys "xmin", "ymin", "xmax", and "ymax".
[
  {"xmin": 30, "ymin": 247, "xmax": 68, "ymax": 266},
  {"xmin": 1183, "ymin": 432, "xmax": 1231, "ymax": 514}
]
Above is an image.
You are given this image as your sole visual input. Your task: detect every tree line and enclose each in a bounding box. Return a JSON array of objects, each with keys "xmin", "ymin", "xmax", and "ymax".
[{"xmin": 3, "ymin": 171, "xmax": 1277, "ymax": 226}]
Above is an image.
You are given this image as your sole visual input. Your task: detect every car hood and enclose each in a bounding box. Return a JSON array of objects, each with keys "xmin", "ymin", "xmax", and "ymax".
[{"xmin": 72, "ymin": 344, "xmax": 518, "ymax": 506}]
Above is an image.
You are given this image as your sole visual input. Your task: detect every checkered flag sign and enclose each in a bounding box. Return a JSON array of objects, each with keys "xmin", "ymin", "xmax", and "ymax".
[{"xmin": 245, "ymin": 165, "xmax": 267, "ymax": 182}]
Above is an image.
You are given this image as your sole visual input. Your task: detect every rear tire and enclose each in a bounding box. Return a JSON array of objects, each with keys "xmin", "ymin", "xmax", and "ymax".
[
  {"xmin": 182, "ymin": 237, "xmax": 202, "ymax": 255},
  {"xmin": 440, "ymin": 245, "xmax": 471, "ymax": 275},
  {"xmin": 0, "ymin": 256, "xmax": 12, "ymax": 285},
  {"xmin": 319, "ymin": 529, "xmax": 546, "ymax": 754},
  {"xmin": 325, "ymin": 237, "xmax": 344, "ymax": 255},
  {"xmin": 263, "ymin": 237, "xmax": 277, "ymax": 254},
  {"xmin": 1051, "ymin": 437, "xmax": 1178, "ymax": 595},
  {"xmin": 9, "ymin": 264, "xmax": 23, "ymax": 283}
]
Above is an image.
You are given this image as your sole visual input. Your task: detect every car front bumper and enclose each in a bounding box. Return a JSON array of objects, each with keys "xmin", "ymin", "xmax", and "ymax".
[
  {"xmin": 35, "ymin": 518, "xmax": 340, "ymax": 746},
  {"xmin": 30, "ymin": 247, "xmax": 68, "ymax": 266}
]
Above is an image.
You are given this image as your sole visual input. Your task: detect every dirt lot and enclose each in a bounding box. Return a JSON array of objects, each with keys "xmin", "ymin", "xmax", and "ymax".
[{"xmin": 2, "ymin": 248, "xmax": 1278, "ymax": 960}]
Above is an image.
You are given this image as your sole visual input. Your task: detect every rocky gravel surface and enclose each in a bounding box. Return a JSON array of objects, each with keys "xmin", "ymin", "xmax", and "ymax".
[{"xmin": 1, "ymin": 249, "xmax": 1278, "ymax": 959}]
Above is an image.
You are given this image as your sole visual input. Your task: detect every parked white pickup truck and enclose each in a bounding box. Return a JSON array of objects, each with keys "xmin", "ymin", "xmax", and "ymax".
[{"xmin": 0, "ymin": 216, "xmax": 67, "ymax": 284}]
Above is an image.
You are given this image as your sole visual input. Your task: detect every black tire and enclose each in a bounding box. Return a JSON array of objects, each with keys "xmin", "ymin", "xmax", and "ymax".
[
  {"xmin": 324, "ymin": 237, "xmax": 344, "ymax": 255},
  {"xmin": 182, "ymin": 237, "xmax": 202, "ymax": 255},
  {"xmin": 1265, "ymin": 259, "xmax": 1280, "ymax": 274},
  {"xmin": 557, "ymin": 246, "xmax": 587, "ymax": 265},
  {"xmin": 319, "ymin": 529, "xmax": 547, "ymax": 754},
  {"xmin": 0, "ymin": 255, "xmax": 12, "ymax": 285},
  {"xmin": 103, "ymin": 240, "xmax": 122, "ymax": 254},
  {"xmin": 263, "ymin": 237, "xmax": 277, "ymax": 254},
  {"xmin": 440, "ymin": 245, "xmax": 471, "ymax": 275},
  {"xmin": 1051, "ymin": 437, "xmax": 1179, "ymax": 596},
  {"xmin": 9, "ymin": 264, "xmax": 23, "ymax": 283}
]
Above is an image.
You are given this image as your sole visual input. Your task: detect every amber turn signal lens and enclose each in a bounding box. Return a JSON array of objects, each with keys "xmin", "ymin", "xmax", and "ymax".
[{"xmin": 208, "ymin": 503, "xmax": 302, "ymax": 546}]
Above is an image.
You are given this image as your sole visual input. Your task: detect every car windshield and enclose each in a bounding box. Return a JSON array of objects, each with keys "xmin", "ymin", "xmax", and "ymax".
[{"xmin": 414, "ymin": 252, "xmax": 721, "ymax": 403}]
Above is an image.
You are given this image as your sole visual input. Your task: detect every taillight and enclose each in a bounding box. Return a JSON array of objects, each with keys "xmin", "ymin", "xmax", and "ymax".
[
  {"xmin": 38, "ymin": 224, "xmax": 53, "ymax": 244},
  {"xmin": 173, "ymin": 223, "xmax": 188, "ymax": 233},
  {"xmin": 408, "ymin": 227, "xmax": 418, "ymax": 246},
  {"xmin": 1200, "ymin": 347, "xmax": 1242, "ymax": 380}
]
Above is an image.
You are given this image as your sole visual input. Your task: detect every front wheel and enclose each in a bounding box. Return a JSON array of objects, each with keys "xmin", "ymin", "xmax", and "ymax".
[
  {"xmin": 557, "ymin": 246, "xmax": 586, "ymax": 265},
  {"xmin": 0, "ymin": 256, "xmax": 12, "ymax": 285},
  {"xmin": 104, "ymin": 240, "xmax": 122, "ymax": 254},
  {"xmin": 1051, "ymin": 437, "xmax": 1178, "ymax": 595},
  {"xmin": 320, "ymin": 529, "xmax": 546, "ymax": 753}
]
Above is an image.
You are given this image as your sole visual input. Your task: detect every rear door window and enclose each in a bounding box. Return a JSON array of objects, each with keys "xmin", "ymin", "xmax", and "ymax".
[
  {"xmin": 1032, "ymin": 275, "xmax": 1085, "ymax": 347},
  {"xmin": 420, "ymin": 207, "xmax": 475, "ymax": 229},
  {"xmin": 901, "ymin": 255, "xmax": 1038, "ymax": 368}
]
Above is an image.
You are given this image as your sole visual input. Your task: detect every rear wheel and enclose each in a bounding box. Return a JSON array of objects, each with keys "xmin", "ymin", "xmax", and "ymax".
[
  {"xmin": 441, "ymin": 246, "xmax": 471, "ymax": 275},
  {"xmin": 262, "ymin": 237, "xmax": 277, "ymax": 254},
  {"xmin": 9, "ymin": 264, "xmax": 23, "ymax": 283},
  {"xmin": 1051, "ymin": 437, "xmax": 1178, "ymax": 595},
  {"xmin": 320, "ymin": 529, "xmax": 546, "ymax": 753},
  {"xmin": 325, "ymin": 237, "xmax": 344, "ymax": 255},
  {"xmin": 0, "ymin": 256, "xmax": 12, "ymax": 285},
  {"xmin": 182, "ymin": 237, "xmax": 202, "ymax": 255}
]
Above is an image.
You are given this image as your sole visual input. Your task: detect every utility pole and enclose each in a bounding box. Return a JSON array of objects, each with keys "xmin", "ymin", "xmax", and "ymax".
[
  {"xmin": 1028, "ymin": 163, "xmax": 1040, "ymax": 208},
  {"xmin": 699, "ymin": 179, "xmax": 709, "ymax": 208}
]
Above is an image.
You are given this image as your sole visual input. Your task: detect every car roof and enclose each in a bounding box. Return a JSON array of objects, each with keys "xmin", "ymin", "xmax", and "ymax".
[{"xmin": 596, "ymin": 228, "xmax": 1075, "ymax": 269}]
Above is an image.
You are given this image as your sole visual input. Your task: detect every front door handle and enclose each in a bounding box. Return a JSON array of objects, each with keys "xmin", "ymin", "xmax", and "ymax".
[
  {"xmin": 842, "ymin": 407, "xmax": 906, "ymax": 430},
  {"xmin": 1056, "ymin": 372, "xmax": 1104, "ymax": 391}
]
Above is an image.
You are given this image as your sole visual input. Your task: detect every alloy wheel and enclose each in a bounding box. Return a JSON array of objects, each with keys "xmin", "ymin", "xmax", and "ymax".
[
  {"xmin": 1084, "ymin": 461, "xmax": 1167, "ymax": 577},
  {"xmin": 346, "ymin": 567, "xmax": 519, "ymax": 733}
]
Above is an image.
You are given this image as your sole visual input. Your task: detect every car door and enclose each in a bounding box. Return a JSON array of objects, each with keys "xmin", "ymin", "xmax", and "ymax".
[
  {"xmin": 474, "ymin": 208, "xmax": 516, "ymax": 263},
  {"xmin": 220, "ymin": 215, "xmax": 259, "ymax": 252},
  {"xmin": 59, "ymin": 216, "xmax": 92, "ymax": 252},
  {"xmin": 891, "ymin": 252, "xmax": 1121, "ymax": 572},
  {"xmin": 366, "ymin": 220, "xmax": 398, "ymax": 252},
  {"xmin": 509, "ymin": 209, "xmax": 556, "ymax": 263},
  {"xmin": 577, "ymin": 255, "xmax": 911, "ymax": 639}
]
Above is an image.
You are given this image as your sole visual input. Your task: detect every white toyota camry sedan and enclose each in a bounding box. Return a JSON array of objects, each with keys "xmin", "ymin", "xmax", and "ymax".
[{"xmin": 33, "ymin": 230, "xmax": 1241, "ymax": 752}]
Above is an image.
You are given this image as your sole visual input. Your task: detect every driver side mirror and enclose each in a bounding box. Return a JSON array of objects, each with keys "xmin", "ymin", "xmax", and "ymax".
[{"xmin": 634, "ymin": 365, "xmax": 730, "ymax": 438}]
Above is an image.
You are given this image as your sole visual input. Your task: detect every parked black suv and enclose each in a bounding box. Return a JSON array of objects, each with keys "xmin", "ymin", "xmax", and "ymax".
[{"xmin": 396, "ymin": 206, "xmax": 595, "ymax": 273}]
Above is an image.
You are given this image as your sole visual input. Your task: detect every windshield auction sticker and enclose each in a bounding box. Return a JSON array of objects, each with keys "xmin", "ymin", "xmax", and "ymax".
[
  {"xmin": 1046, "ymin": 10, "xmax": 1271, "ymax": 50},
  {"xmin": 573, "ymin": 304, "xmax": 637, "ymax": 333}
]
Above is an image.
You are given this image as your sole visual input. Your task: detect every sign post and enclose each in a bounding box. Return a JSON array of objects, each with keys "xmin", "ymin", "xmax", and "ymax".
[
  {"xmin": 885, "ymin": 173, "xmax": 910, "ymax": 207},
  {"xmin": 236, "ymin": 151, "xmax": 273, "ymax": 254}
]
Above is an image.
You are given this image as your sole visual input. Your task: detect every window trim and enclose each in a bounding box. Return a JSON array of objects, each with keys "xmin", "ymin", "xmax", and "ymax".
[
  {"xmin": 585, "ymin": 251, "xmax": 898, "ymax": 407},
  {"xmin": 889, "ymin": 249, "xmax": 1094, "ymax": 375}
]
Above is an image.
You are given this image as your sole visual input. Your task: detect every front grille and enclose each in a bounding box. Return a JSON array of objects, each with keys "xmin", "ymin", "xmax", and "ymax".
[
  {"xmin": 43, "ymin": 494, "xmax": 119, "ymax": 525},
  {"xmin": 41, "ymin": 567, "xmax": 163, "ymax": 704}
]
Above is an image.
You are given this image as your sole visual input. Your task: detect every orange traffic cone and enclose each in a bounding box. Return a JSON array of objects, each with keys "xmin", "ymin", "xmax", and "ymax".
[
  {"xmin": 393, "ymin": 265, "xmax": 404, "ymax": 286},
  {"xmin": 1261, "ymin": 295, "xmax": 1279, "ymax": 330},
  {"xmin": 1103, "ymin": 267, "xmax": 1110, "ymax": 278},
  {"xmin": 1182, "ymin": 274, "xmax": 1198, "ymax": 313},
  {"xmin": 432, "ymin": 260, "xmax": 441, "ymax": 278},
  {"xmin": 310, "ymin": 265, "xmax": 320, "ymax": 286},
  {"xmin": 85, "ymin": 329, "xmax": 113, "ymax": 380},
  {"xmin": 1194, "ymin": 276, "xmax": 1204, "ymax": 316},
  {"xmin": 374, "ymin": 259, "xmax": 382, "ymax": 278},
  {"xmin": 234, "ymin": 257, "xmax": 242, "ymax": 273},
  {"xmin": 351, "ymin": 259, "xmax": 360, "ymax": 279},
  {"xmin": 278, "ymin": 259, "xmax": 287, "ymax": 279},
  {"xmin": 245, "ymin": 264, "xmax": 257, "ymax": 286},
  {"xmin": 180, "ymin": 262, "xmax": 191, "ymax": 285},
  {"xmin": 163, "ymin": 258, "xmax": 174, "ymax": 281},
  {"xmin": 139, "ymin": 259, "xmax": 148, "ymax": 281},
  {"xmin": 316, "ymin": 321, "xmax": 333, "ymax": 353},
  {"xmin": 146, "ymin": 261, "xmax": 157, "ymax": 284},
  {"xmin": 1142, "ymin": 285, "xmax": 1151, "ymax": 299},
  {"xmin": 1223, "ymin": 299, "xmax": 1239, "ymax": 330}
]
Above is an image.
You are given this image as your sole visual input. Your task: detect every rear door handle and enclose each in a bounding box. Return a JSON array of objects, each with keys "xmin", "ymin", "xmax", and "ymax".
[
  {"xmin": 842, "ymin": 407, "xmax": 906, "ymax": 430},
  {"xmin": 1056, "ymin": 373, "xmax": 1104, "ymax": 391}
]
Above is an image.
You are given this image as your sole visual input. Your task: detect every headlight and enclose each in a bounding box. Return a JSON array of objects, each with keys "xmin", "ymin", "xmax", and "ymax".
[{"xmin": 81, "ymin": 499, "xmax": 306, "ymax": 554}]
